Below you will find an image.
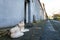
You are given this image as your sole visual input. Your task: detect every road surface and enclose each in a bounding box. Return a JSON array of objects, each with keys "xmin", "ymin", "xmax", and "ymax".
[{"xmin": 41, "ymin": 20, "xmax": 60, "ymax": 40}]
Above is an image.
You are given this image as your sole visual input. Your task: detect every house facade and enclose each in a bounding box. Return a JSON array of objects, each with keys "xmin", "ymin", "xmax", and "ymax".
[
  {"xmin": 25, "ymin": 0, "xmax": 44, "ymax": 23},
  {"xmin": 0, "ymin": 0, "xmax": 44, "ymax": 28}
]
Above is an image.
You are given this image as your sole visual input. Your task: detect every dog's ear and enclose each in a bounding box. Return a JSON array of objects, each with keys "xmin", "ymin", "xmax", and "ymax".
[{"xmin": 17, "ymin": 24, "xmax": 19, "ymax": 27}]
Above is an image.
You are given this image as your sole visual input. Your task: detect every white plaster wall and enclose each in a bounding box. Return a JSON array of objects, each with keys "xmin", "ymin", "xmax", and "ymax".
[
  {"xmin": 0, "ymin": 0, "xmax": 44, "ymax": 28},
  {"xmin": 0, "ymin": 0, "xmax": 24, "ymax": 28},
  {"xmin": 30, "ymin": 0, "xmax": 44, "ymax": 22}
]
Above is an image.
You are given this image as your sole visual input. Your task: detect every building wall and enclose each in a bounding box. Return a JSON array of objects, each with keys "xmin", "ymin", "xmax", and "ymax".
[
  {"xmin": 0, "ymin": 0, "xmax": 44, "ymax": 28},
  {"xmin": 0, "ymin": 0, "xmax": 24, "ymax": 28},
  {"xmin": 30, "ymin": 0, "xmax": 44, "ymax": 23}
]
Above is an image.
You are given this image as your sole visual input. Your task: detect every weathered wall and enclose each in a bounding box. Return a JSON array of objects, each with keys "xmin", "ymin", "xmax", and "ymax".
[
  {"xmin": 30, "ymin": 0, "xmax": 44, "ymax": 22},
  {"xmin": 0, "ymin": 0, "xmax": 24, "ymax": 28},
  {"xmin": 0, "ymin": 0, "xmax": 44, "ymax": 28}
]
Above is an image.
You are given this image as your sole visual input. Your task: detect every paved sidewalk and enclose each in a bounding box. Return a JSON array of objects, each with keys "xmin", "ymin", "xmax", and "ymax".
[{"xmin": 0, "ymin": 20, "xmax": 45, "ymax": 40}]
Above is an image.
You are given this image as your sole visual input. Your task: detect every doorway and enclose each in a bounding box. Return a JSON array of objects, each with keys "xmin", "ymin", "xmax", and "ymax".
[{"xmin": 24, "ymin": 0, "xmax": 31, "ymax": 24}]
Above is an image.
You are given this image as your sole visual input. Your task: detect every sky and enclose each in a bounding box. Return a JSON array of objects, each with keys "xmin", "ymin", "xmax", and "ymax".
[{"xmin": 40, "ymin": 0, "xmax": 60, "ymax": 16}]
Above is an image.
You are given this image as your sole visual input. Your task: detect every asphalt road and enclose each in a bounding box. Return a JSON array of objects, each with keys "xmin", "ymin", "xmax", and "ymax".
[{"xmin": 41, "ymin": 20, "xmax": 60, "ymax": 40}]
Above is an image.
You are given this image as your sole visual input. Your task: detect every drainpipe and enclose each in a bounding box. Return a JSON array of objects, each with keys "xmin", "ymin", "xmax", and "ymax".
[
  {"xmin": 24, "ymin": 1, "xmax": 26, "ymax": 25},
  {"xmin": 28, "ymin": 0, "xmax": 31, "ymax": 24}
]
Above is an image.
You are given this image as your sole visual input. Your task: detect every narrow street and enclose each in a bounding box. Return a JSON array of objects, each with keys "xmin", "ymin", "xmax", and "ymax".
[
  {"xmin": 0, "ymin": 0, "xmax": 60, "ymax": 40},
  {"xmin": 0, "ymin": 20, "xmax": 60, "ymax": 40}
]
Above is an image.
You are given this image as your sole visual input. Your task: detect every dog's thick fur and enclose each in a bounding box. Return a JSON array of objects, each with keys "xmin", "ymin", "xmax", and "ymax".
[{"xmin": 10, "ymin": 21, "xmax": 29, "ymax": 38}]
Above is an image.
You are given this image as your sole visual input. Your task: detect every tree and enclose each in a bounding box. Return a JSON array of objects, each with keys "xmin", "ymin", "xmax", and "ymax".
[{"xmin": 53, "ymin": 14, "xmax": 60, "ymax": 20}]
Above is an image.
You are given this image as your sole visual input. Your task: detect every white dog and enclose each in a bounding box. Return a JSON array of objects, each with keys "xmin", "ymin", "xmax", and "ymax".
[{"xmin": 10, "ymin": 21, "xmax": 29, "ymax": 38}]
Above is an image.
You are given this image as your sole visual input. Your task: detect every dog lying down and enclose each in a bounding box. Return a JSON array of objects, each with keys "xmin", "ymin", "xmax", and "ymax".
[{"xmin": 10, "ymin": 21, "xmax": 29, "ymax": 38}]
